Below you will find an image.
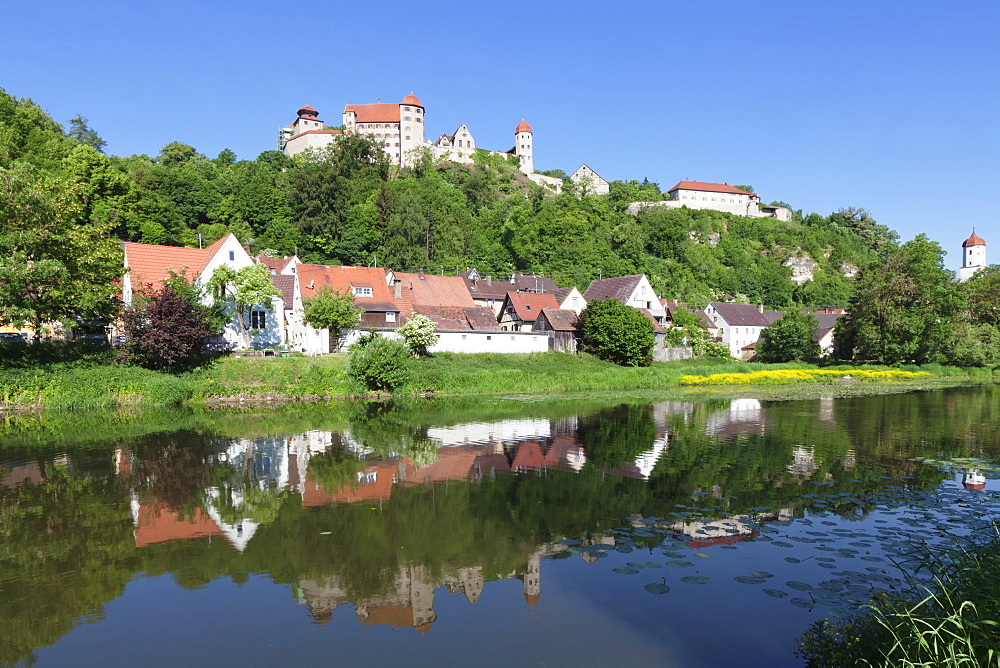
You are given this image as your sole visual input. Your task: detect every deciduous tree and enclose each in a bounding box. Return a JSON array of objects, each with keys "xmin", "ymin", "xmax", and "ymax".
[
  {"xmin": 756, "ymin": 311, "xmax": 819, "ymax": 362},
  {"xmin": 576, "ymin": 299, "xmax": 655, "ymax": 367}
]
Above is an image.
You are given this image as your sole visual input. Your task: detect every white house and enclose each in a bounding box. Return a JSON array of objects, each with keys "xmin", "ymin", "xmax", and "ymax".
[
  {"xmin": 704, "ymin": 302, "xmax": 772, "ymax": 359},
  {"xmin": 121, "ymin": 234, "xmax": 279, "ymax": 350},
  {"xmin": 583, "ymin": 274, "xmax": 666, "ymax": 323}
]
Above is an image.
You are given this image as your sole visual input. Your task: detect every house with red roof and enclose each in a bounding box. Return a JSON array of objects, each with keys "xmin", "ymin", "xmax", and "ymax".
[
  {"xmin": 293, "ymin": 264, "xmax": 401, "ymax": 354},
  {"xmin": 498, "ymin": 291, "xmax": 560, "ymax": 332},
  {"xmin": 626, "ymin": 180, "xmax": 791, "ymax": 221},
  {"xmin": 121, "ymin": 233, "xmax": 281, "ymax": 349}
]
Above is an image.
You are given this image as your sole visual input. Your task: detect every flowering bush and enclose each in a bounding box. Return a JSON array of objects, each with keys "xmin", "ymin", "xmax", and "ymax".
[{"xmin": 679, "ymin": 369, "xmax": 931, "ymax": 386}]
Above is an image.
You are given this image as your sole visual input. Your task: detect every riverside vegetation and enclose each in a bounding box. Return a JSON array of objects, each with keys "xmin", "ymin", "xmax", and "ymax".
[{"xmin": 1, "ymin": 342, "xmax": 994, "ymax": 412}]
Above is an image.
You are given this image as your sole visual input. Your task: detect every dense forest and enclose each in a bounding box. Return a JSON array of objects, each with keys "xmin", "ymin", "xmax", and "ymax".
[{"xmin": 1, "ymin": 88, "xmax": 892, "ymax": 309}]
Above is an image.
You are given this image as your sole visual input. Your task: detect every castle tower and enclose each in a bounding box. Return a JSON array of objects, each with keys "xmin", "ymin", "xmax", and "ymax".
[
  {"xmin": 523, "ymin": 552, "xmax": 541, "ymax": 607},
  {"xmin": 400, "ymin": 93, "xmax": 425, "ymax": 166},
  {"xmin": 514, "ymin": 119, "xmax": 533, "ymax": 175},
  {"xmin": 959, "ymin": 229, "xmax": 987, "ymax": 281}
]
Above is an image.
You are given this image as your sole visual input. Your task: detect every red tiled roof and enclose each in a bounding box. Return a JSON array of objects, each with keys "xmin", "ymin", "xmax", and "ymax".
[
  {"xmin": 298, "ymin": 105, "xmax": 318, "ymax": 113},
  {"xmin": 963, "ymin": 230, "xmax": 986, "ymax": 247},
  {"xmin": 402, "ymin": 93, "xmax": 422, "ymax": 107},
  {"xmin": 512, "ymin": 441, "xmax": 546, "ymax": 471},
  {"xmin": 667, "ymin": 181, "xmax": 756, "ymax": 196},
  {"xmin": 537, "ymin": 308, "xmax": 578, "ymax": 331},
  {"xmin": 415, "ymin": 306, "xmax": 501, "ymax": 331},
  {"xmin": 123, "ymin": 235, "xmax": 235, "ymax": 291},
  {"xmin": 256, "ymin": 254, "xmax": 295, "ymax": 274},
  {"xmin": 394, "ymin": 272, "xmax": 476, "ymax": 309},
  {"xmin": 504, "ymin": 291, "xmax": 559, "ymax": 322},
  {"xmin": 515, "ymin": 119, "xmax": 532, "ymax": 134},
  {"xmin": 134, "ymin": 501, "xmax": 222, "ymax": 547},
  {"xmin": 345, "ymin": 103, "xmax": 401, "ymax": 123},
  {"xmin": 297, "ymin": 264, "xmax": 396, "ymax": 310},
  {"xmin": 583, "ymin": 275, "xmax": 644, "ymax": 303}
]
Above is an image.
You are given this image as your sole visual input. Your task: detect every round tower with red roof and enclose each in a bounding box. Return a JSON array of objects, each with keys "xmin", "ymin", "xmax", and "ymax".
[
  {"xmin": 399, "ymin": 93, "xmax": 425, "ymax": 165},
  {"xmin": 959, "ymin": 228, "xmax": 987, "ymax": 281},
  {"xmin": 514, "ymin": 119, "xmax": 533, "ymax": 175}
]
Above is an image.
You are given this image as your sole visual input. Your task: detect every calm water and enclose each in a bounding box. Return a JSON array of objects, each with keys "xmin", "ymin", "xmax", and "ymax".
[{"xmin": 2, "ymin": 385, "xmax": 1000, "ymax": 667}]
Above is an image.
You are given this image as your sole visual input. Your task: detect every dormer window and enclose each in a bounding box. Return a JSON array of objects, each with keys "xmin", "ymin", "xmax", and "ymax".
[{"xmin": 352, "ymin": 286, "xmax": 373, "ymax": 297}]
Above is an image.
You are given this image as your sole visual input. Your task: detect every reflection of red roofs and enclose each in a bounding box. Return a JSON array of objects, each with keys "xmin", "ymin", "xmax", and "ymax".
[
  {"xmin": 689, "ymin": 533, "xmax": 752, "ymax": 549},
  {"xmin": 964, "ymin": 482, "xmax": 987, "ymax": 490},
  {"xmin": 303, "ymin": 461, "xmax": 398, "ymax": 506},
  {"xmin": 406, "ymin": 447, "xmax": 479, "ymax": 485},
  {"xmin": 524, "ymin": 593, "xmax": 540, "ymax": 607},
  {"xmin": 134, "ymin": 501, "xmax": 222, "ymax": 547},
  {"xmin": 513, "ymin": 441, "xmax": 546, "ymax": 471},
  {"xmin": 1, "ymin": 462, "xmax": 43, "ymax": 487},
  {"xmin": 362, "ymin": 605, "xmax": 416, "ymax": 628},
  {"xmin": 414, "ymin": 622, "xmax": 433, "ymax": 634}
]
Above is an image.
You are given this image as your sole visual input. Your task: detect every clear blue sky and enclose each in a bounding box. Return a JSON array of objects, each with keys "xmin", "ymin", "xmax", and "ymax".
[{"xmin": 3, "ymin": 0, "xmax": 997, "ymax": 270}]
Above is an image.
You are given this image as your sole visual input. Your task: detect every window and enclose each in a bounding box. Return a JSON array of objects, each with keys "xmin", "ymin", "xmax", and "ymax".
[
  {"xmin": 250, "ymin": 310, "xmax": 266, "ymax": 330},
  {"xmin": 229, "ymin": 251, "xmax": 235, "ymax": 261},
  {"xmin": 352, "ymin": 286, "xmax": 372, "ymax": 296},
  {"xmin": 404, "ymin": 106, "xmax": 411, "ymax": 111},
  {"xmin": 461, "ymin": 334, "xmax": 467, "ymax": 340},
  {"xmin": 405, "ymin": 136, "xmax": 410, "ymax": 140},
  {"xmin": 386, "ymin": 312, "xmax": 396, "ymax": 322},
  {"xmin": 416, "ymin": 118, "xmax": 422, "ymax": 123},
  {"xmin": 403, "ymin": 116, "xmax": 411, "ymax": 121}
]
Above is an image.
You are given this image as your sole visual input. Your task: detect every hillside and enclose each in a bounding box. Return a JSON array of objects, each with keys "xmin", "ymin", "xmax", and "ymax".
[{"xmin": 0, "ymin": 88, "xmax": 892, "ymax": 309}]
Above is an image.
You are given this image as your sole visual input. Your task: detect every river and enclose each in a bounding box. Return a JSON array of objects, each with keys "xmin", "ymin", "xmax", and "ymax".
[{"xmin": 1, "ymin": 384, "xmax": 998, "ymax": 666}]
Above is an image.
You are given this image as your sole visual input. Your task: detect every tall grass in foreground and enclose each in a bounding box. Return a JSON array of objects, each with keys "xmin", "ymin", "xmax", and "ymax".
[{"xmin": 798, "ymin": 534, "xmax": 1000, "ymax": 666}]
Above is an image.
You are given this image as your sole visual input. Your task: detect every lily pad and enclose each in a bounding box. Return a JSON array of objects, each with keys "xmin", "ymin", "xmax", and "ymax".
[
  {"xmin": 666, "ymin": 560, "xmax": 694, "ymax": 568},
  {"xmin": 750, "ymin": 571, "xmax": 773, "ymax": 578},
  {"xmin": 735, "ymin": 576, "xmax": 766, "ymax": 585},
  {"xmin": 613, "ymin": 567, "xmax": 640, "ymax": 574},
  {"xmin": 763, "ymin": 589, "xmax": 789, "ymax": 598},
  {"xmin": 694, "ymin": 552, "xmax": 712, "ymax": 559},
  {"xmin": 786, "ymin": 581, "xmax": 813, "ymax": 591},
  {"xmin": 681, "ymin": 576, "xmax": 712, "ymax": 584},
  {"xmin": 644, "ymin": 583, "xmax": 671, "ymax": 594}
]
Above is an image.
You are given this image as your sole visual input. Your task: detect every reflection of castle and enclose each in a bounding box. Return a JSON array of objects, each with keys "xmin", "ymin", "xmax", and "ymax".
[{"xmin": 294, "ymin": 544, "xmax": 565, "ymax": 631}]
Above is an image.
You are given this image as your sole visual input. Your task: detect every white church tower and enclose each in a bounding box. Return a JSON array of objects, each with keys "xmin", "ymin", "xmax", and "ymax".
[
  {"xmin": 959, "ymin": 229, "xmax": 987, "ymax": 281},
  {"xmin": 514, "ymin": 119, "xmax": 533, "ymax": 175}
]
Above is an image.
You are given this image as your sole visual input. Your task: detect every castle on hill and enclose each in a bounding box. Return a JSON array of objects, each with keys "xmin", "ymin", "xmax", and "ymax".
[{"xmin": 278, "ymin": 94, "xmax": 562, "ymax": 190}]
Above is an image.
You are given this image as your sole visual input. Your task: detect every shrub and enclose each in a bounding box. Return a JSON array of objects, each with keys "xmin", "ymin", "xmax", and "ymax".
[
  {"xmin": 577, "ymin": 299, "xmax": 655, "ymax": 367},
  {"xmin": 117, "ymin": 283, "xmax": 221, "ymax": 371},
  {"xmin": 397, "ymin": 314, "xmax": 439, "ymax": 357},
  {"xmin": 347, "ymin": 334, "xmax": 412, "ymax": 392}
]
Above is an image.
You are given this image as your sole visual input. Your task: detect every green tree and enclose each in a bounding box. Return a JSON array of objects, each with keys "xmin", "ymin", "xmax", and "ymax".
[
  {"xmin": 756, "ymin": 311, "xmax": 820, "ymax": 362},
  {"xmin": 841, "ymin": 235, "xmax": 959, "ymax": 364},
  {"xmin": 0, "ymin": 166, "xmax": 122, "ymax": 332},
  {"xmin": 207, "ymin": 263, "xmax": 280, "ymax": 349},
  {"xmin": 66, "ymin": 116, "xmax": 107, "ymax": 153},
  {"xmin": 576, "ymin": 299, "xmax": 655, "ymax": 367},
  {"xmin": 302, "ymin": 285, "xmax": 361, "ymax": 351},
  {"xmin": 397, "ymin": 313, "xmax": 439, "ymax": 357}
]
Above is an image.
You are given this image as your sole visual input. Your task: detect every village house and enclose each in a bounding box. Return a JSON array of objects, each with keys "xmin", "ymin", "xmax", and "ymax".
[
  {"xmin": 121, "ymin": 234, "xmax": 282, "ymax": 350},
  {"xmin": 626, "ymin": 180, "xmax": 792, "ymax": 221},
  {"xmin": 533, "ymin": 308, "xmax": 579, "ymax": 352},
  {"xmin": 498, "ymin": 292, "xmax": 560, "ymax": 332},
  {"xmin": 583, "ymin": 274, "xmax": 667, "ymax": 323},
  {"xmin": 294, "ymin": 264, "xmax": 401, "ymax": 354},
  {"xmin": 704, "ymin": 302, "xmax": 772, "ymax": 359}
]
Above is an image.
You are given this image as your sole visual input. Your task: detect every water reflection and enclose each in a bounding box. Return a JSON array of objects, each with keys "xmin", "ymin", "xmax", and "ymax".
[{"xmin": 2, "ymin": 385, "xmax": 999, "ymax": 665}]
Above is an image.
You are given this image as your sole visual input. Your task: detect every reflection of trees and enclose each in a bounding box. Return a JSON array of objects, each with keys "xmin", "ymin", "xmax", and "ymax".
[
  {"xmin": 307, "ymin": 447, "xmax": 365, "ymax": 495},
  {"xmin": 0, "ymin": 461, "xmax": 134, "ymax": 666},
  {"xmin": 127, "ymin": 431, "xmax": 221, "ymax": 514},
  {"xmin": 577, "ymin": 404, "xmax": 657, "ymax": 469}
]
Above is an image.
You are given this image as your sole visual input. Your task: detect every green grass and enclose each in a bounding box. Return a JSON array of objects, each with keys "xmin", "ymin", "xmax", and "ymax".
[{"xmin": 0, "ymin": 350, "xmax": 992, "ymax": 412}]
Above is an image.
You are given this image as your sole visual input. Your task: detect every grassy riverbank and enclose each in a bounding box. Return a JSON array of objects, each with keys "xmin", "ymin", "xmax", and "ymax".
[{"xmin": 1, "ymin": 348, "xmax": 995, "ymax": 412}]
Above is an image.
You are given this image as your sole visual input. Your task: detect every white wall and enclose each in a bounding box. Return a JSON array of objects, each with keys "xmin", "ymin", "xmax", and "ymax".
[{"xmin": 430, "ymin": 330, "xmax": 549, "ymax": 354}]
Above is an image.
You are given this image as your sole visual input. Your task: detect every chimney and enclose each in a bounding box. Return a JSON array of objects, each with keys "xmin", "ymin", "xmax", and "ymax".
[
  {"xmin": 418, "ymin": 269, "xmax": 425, "ymax": 280},
  {"xmin": 394, "ymin": 281, "xmax": 402, "ymax": 298},
  {"xmin": 759, "ymin": 304, "xmax": 764, "ymax": 313},
  {"xmin": 242, "ymin": 242, "xmax": 251, "ymax": 256},
  {"xmin": 486, "ymin": 275, "xmax": 492, "ymax": 286}
]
